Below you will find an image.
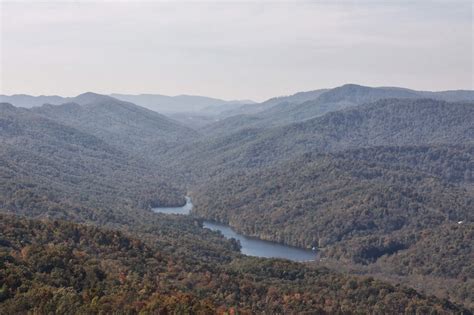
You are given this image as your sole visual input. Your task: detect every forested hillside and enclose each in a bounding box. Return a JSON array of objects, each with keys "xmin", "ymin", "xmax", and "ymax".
[
  {"xmin": 344, "ymin": 222, "xmax": 474, "ymax": 309},
  {"xmin": 0, "ymin": 102, "xmax": 185, "ymax": 225},
  {"xmin": 192, "ymin": 145, "xmax": 473, "ymax": 250},
  {"xmin": 1, "ymin": 214, "xmax": 467, "ymax": 314},
  {"xmin": 190, "ymin": 144, "xmax": 473, "ymax": 307},
  {"xmin": 31, "ymin": 93, "xmax": 196, "ymax": 155},
  {"xmin": 202, "ymin": 84, "xmax": 474, "ymax": 134},
  {"xmin": 215, "ymin": 88, "xmax": 330, "ymax": 118},
  {"xmin": 2, "ymin": 0, "xmax": 473, "ymax": 309},
  {"xmin": 166, "ymin": 98, "xmax": 474, "ymax": 180},
  {"xmin": 2, "ymin": 87, "xmax": 473, "ymax": 312},
  {"xmin": 249, "ymin": 84, "xmax": 425, "ymax": 126}
]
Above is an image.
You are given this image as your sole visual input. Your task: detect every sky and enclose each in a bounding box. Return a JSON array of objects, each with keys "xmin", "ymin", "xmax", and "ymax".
[{"xmin": 0, "ymin": 1, "xmax": 472, "ymax": 102}]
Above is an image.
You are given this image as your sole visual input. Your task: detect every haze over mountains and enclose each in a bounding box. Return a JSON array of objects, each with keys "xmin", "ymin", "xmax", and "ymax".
[
  {"xmin": 1, "ymin": 83, "xmax": 473, "ymax": 312},
  {"xmin": 201, "ymin": 84, "xmax": 474, "ymax": 135},
  {"xmin": 0, "ymin": 102, "xmax": 185, "ymax": 222},
  {"xmin": 2, "ymin": 0, "xmax": 472, "ymax": 311},
  {"xmin": 3, "ymin": 83, "xmax": 473, "ymax": 116},
  {"xmin": 0, "ymin": 92, "xmax": 255, "ymax": 113},
  {"xmin": 110, "ymin": 93, "xmax": 255, "ymax": 113},
  {"xmin": 163, "ymin": 98, "xmax": 473, "ymax": 180},
  {"xmin": 30, "ymin": 92, "xmax": 196, "ymax": 155}
]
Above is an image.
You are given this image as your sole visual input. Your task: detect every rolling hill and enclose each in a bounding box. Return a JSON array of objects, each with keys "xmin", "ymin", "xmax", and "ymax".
[
  {"xmin": 30, "ymin": 93, "xmax": 197, "ymax": 156},
  {"xmin": 1, "ymin": 214, "xmax": 466, "ymax": 314},
  {"xmin": 0, "ymin": 92, "xmax": 255, "ymax": 113},
  {"xmin": 2, "ymin": 100, "xmax": 466, "ymax": 313},
  {"xmin": 0, "ymin": 94, "xmax": 67, "ymax": 108},
  {"xmin": 0, "ymin": 102, "xmax": 185, "ymax": 225},
  {"xmin": 111, "ymin": 93, "xmax": 255, "ymax": 114},
  {"xmin": 190, "ymin": 144, "xmax": 474, "ymax": 307},
  {"xmin": 166, "ymin": 98, "xmax": 474, "ymax": 179},
  {"xmin": 191, "ymin": 145, "xmax": 473, "ymax": 250},
  {"xmin": 202, "ymin": 84, "xmax": 474, "ymax": 135},
  {"xmin": 2, "ymin": 86, "xmax": 474, "ymax": 311}
]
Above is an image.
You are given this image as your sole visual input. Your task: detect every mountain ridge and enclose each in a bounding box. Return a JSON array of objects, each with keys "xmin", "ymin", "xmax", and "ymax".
[
  {"xmin": 30, "ymin": 94, "xmax": 197, "ymax": 156},
  {"xmin": 166, "ymin": 98, "xmax": 474, "ymax": 177},
  {"xmin": 201, "ymin": 84, "xmax": 474, "ymax": 135}
]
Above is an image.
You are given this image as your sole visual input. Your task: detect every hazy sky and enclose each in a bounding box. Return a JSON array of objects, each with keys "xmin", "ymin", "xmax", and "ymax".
[{"xmin": 1, "ymin": 1, "xmax": 472, "ymax": 101}]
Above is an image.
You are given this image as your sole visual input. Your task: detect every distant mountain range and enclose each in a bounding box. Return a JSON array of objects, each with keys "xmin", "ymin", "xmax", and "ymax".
[
  {"xmin": 110, "ymin": 93, "xmax": 255, "ymax": 114},
  {"xmin": 3, "ymin": 84, "xmax": 473, "ymax": 118},
  {"xmin": 202, "ymin": 84, "xmax": 474, "ymax": 135},
  {"xmin": 0, "ymin": 92, "xmax": 255, "ymax": 114}
]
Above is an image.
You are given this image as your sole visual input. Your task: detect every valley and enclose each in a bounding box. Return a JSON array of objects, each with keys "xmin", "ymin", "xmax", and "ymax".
[
  {"xmin": 152, "ymin": 198, "xmax": 316, "ymax": 262},
  {"xmin": 1, "ymin": 84, "xmax": 473, "ymax": 312},
  {"xmin": 2, "ymin": 2, "xmax": 472, "ymax": 312}
]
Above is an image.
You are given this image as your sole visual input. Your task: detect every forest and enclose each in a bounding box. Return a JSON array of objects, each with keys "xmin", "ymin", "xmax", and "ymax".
[
  {"xmin": 191, "ymin": 144, "xmax": 473, "ymax": 307},
  {"xmin": 1, "ymin": 214, "xmax": 468, "ymax": 314},
  {"xmin": 1, "ymin": 84, "xmax": 473, "ymax": 312}
]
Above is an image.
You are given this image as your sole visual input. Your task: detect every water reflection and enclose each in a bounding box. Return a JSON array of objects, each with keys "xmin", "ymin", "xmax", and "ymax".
[{"xmin": 152, "ymin": 197, "xmax": 316, "ymax": 262}]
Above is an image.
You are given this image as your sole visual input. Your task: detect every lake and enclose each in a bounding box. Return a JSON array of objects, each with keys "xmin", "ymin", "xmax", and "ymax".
[{"xmin": 152, "ymin": 197, "xmax": 316, "ymax": 262}]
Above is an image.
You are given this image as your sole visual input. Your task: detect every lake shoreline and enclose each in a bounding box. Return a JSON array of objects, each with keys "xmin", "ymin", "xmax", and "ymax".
[{"xmin": 152, "ymin": 197, "xmax": 317, "ymax": 262}]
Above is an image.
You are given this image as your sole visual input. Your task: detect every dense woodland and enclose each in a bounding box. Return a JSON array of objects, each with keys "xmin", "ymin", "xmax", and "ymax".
[
  {"xmin": 191, "ymin": 144, "xmax": 473, "ymax": 307},
  {"xmin": 0, "ymin": 102, "xmax": 186, "ymax": 223},
  {"xmin": 191, "ymin": 145, "xmax": 473, "ymax": 251},
  {"xmin": 30, "ymin": 93, "xmax": 197, "ymax": 156},
  {"xmin": 162, "ymin": 98, "xmax": 474, "ymax": 181},
  {"xmin": 1, "ymin": 84, "xmax": 473, "ymax": 312},
  {"xmin": 318, "ymin": 222, "xmax": 474, "ymax": 309},
  {"xmin": 1, "ymin": 214, "xmax": 468, "ymax": 314},
  {"xmin": 199, "ymin": 84, "xmax": 474, "ymax": 135}
]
